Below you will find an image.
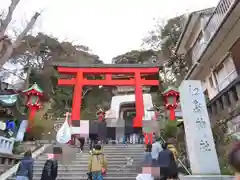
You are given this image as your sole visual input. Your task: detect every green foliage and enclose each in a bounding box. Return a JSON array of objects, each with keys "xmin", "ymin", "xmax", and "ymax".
[
  {"xmin": 112, "ymin": 49, "xmax": 159, "ymax": 64},
  {"xmin": 81, "ymin": 87, "xmax": 113, "ymax": 119},
  {"xmin": 12, "ymin": 141, "xmax": 21, "ymax": 154},
  {"xmin": 212, "ymin": 120, "xmax": 234, "ymax": 175},
  {"xmin": 162, "ymin": 120, "xmax": 178, "ymax": 139},
  {"xmin": 219, "ymin": 157, "xmax": 234, "ymax": 175},
  {"xmin": 143, "ymin": 16, "xmax": 190, "ymax": 84},
  {"xmin": 24, "ymin": 125, "xmax": 45, "ymax": 140}
]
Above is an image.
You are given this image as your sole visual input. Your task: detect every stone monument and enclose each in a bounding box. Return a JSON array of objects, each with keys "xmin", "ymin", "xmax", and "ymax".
[{"xmin": 179, "ymin": 80, "xmax": 220, "ymax": 175}]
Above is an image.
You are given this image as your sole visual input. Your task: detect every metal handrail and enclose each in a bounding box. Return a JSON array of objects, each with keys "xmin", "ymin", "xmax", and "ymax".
[{"xmin": 159, "ymin": 136, "xmax": 192, "ymax": 175}]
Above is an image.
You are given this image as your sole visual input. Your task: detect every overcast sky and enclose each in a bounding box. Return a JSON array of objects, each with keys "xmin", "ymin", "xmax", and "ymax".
[{"xmin": 2, "ymin": 0, "xmax": 219, "ymax": 63}]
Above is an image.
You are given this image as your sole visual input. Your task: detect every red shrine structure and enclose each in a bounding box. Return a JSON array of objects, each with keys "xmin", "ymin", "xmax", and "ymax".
[{"xmin": 53, "ymin": 63, "xmax": 161, "ymax": 129}]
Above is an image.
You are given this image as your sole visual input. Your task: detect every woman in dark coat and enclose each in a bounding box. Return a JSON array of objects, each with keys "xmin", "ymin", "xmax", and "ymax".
[
  {"xmin": 98, "ymin": 119, "xmax": 107, "ymax": 144},
  {"xmin": 16, "ymin": 151, "xmax": 34, "ymax": 180},
  {"xmin": 157, "ymin": 143, "xmax": 178, "ymax": 180},
  {"xmin": 89, "ymin": 120, "xmax": 99, "ymax": 150}
]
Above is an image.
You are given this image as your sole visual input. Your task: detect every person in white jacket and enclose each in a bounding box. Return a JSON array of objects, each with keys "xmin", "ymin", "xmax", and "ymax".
[{"xmin": 151, "ymin": 138, "xmax": 162, "ymax": 166}]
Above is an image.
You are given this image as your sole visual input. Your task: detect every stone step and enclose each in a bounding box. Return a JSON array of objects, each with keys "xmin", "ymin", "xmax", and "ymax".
[
  {"xmin": 37, "ymin": 153, "xmax": 142, "ymax": 158},
  {"xmin": 8, "ymin": 144, "xmax": 144, "ymax": 180},
  {"xmin": 34, "ymin": 161, "xmax": 140, "ymax": 165},
  {"xmin": 29, "ymin": 167, "xmax": 138, "ymax": 171},
  {"xmin": 31, "ymin": 164, "xmax": 139, "ymax": 168},
  {"xmin": 60, "ymin": 147, "xmax": 144, "ymax": 151},
  {"xmin": 37, "ymin": 157, "xmax": 143, "ymax": 161},
  {"xmin": 9, "ymin": 177, "xmax": 137, "ymax": 180},
  {"xmin": 25, "ymin": 172, "xmax": 138, "ymax": 176},
  {"xmin": 39, "ymin": 153, "xmax": 143, "ymax": 158}
]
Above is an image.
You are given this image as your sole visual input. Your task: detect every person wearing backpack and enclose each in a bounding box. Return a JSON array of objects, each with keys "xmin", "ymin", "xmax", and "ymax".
[
  {"xmin": 40, "ymin": 158, "xmax": 58, "ymax": 180},
  {"xmin": 157, "ymin": 143, "xmax": 178, "ymax": 180},
  {"xmin": 88, "ymin": 144, "xmax": 108, "ymax": 180},
  {"xmin": 40, "ymin": 146, "xmax": 61, "ymax": 180},
  {"xmin": 16, "ymin": 151, "xmax": 34, "ymax": 180}
]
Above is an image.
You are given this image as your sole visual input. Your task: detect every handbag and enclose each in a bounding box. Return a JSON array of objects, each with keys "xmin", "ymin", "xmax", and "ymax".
[
  {"xmin": 56, "ymin": 118, "xmax": 71, "ymax": 144},
  {"xmin": 101, "ymin": 167, "xmax": 106, "ymax": 175}
]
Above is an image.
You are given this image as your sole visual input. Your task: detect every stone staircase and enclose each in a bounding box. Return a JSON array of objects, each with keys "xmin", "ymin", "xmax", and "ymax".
[{"xmin": 9, "ymin": 144, "xmax": 144, "ymax": 180}]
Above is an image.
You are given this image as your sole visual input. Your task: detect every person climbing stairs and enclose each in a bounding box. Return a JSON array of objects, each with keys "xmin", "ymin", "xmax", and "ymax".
[{"xmin": 8, "ymin": 144, "xmax": 145, "ymax": 180}]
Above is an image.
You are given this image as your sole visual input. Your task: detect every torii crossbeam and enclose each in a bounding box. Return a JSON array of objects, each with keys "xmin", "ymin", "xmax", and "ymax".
[{"xmin": 53, "ymin": 63, "xmax": 161, "ymax": 128}]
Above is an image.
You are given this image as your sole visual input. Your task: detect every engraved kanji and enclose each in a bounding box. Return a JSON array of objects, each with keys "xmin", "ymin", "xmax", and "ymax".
[
  {"xmin": 199, "ymin": 139, "xmax": 211, "ymax": 152},
  {"xmin": 189, "ymin": 85, "xmax": 200, "ymax": 96},
  {"xmin": 196, "ymin": 117, "xmax": 206, "ymax": 129},
  {"xmin": 193, "ymin": 100, "xmax": 203, "ymax": 113}
]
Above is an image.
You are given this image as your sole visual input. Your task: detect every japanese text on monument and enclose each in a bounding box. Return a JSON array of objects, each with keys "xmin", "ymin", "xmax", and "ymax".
[{"xmin": 189, "ymin": 85, "xmax": 211, "ymax": 152}]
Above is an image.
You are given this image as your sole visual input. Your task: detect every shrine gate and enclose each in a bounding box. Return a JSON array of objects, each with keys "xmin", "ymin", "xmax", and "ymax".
[{"xmin": 53, "ymin": 63, "xmax": 160, "ymax": 128}]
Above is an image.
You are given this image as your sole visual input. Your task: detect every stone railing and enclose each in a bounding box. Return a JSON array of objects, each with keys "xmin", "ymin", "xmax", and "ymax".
[
  {"xmin": 0, "ymin": 137, "xmax": 14, "ymax": 155},
  {"xmin": 0, "ymin": 144, "xmax": 51, "ymax": 179},
  {"xmin": 191, "ymin": 0, "xmax": 237, "ymax": 63},
  {"xmin": 17, "ymin": 141, "xmax": 42, "ymax": 153},
  {"xmin": 0, "ymin": 139, "xmax": 44, "ymax": 175},
  {"xmin": 207, "ymin": 76, "xmax": 240, "ymax": 123},
  {"xmin": 0, "ymin": 153, "xmax": 22, "ymax": 174}
]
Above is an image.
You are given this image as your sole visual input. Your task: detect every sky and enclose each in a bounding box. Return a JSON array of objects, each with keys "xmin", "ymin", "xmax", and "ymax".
[{"xmin": 2, "ymin": 0, "xmax": 219, "ymax": 64}]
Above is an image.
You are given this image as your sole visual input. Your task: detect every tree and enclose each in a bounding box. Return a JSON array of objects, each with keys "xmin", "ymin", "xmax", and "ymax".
[
  {"xmin": 161, "ymin": 120, "xmax": 178, "ymax": 140},
  {"xmin": 5, "ymin": 33, "xmax": 111, "ymax": 120},
  {"xmin": 0, "ymin": 0, "xmax": 40, "ymax": 67},
  {"xmin": 143, "ymin": 16, "xmax": 190, "ymax": 85},
  {"xmin": 112, "ymin": 49, "xmax": 160, "ymax": 64}
]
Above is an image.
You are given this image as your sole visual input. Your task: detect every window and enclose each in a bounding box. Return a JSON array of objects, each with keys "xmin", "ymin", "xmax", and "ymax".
[{"xmin": 215, "ymin": 55, "xmax": 237, "ymax": 91}]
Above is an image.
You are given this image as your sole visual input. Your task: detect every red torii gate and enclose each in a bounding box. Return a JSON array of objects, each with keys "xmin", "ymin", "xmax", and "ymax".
[{"xmin": 53, "ymin": 63, "xmax": 160, "ymax": 128}]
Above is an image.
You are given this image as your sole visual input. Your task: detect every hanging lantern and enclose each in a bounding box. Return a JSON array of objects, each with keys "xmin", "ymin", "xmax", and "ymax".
[
  {"xmin": 162, "ymin": 87, "xmax": 180, "ymax": 121},
  {"xmin": 22, "ymin": 82, "xmax": 44, "ymax": 131},
  {"xmin": 96, "ymin": 108, "xmax": 105, "ymax": 121}
]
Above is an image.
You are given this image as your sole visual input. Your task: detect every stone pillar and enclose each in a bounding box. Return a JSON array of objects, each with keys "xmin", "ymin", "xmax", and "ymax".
[
  {"xmin": 211, "ymin": 103, "xmax": 217, "ymax": 115},
  {"xmin": 179, "ymin": 80, "xmax": 220, "ymax": 175},
  {"xmin": 235, "ymin": 84, "xmax": 240, "ymax": 100},
  {"xmin": 221, "ymin": 94, "xmax": 229, "ymax": 109},
  {"xmin": 4, "ymin": 158, "xmax": 8, "ymax": 165},
  {"xmin": 216, "ymin": 100, "xmax": 222, "ymax": 112},
  {"xmin": 228, "ymin": 89, "xmax": 236, "ymax": 105}
]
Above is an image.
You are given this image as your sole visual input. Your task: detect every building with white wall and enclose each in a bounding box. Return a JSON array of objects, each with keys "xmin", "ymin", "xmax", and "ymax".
[{"xmin": 175, "ymin": 0, "xmax": 240, "ymax": 136}]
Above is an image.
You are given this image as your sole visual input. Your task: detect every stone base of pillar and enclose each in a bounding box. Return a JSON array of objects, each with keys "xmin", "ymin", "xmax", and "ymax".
[{"xmin": 179, "ymin": 175, "xmax": 234, "ymax": 180}]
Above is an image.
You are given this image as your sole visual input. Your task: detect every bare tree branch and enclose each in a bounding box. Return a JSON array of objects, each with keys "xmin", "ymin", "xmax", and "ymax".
[
  {"xmin": 0, "ymin": 12, "xmax": 41, "ymax": 67},
  {"xmin": 0, "ymin": 67, "xmax": 25, "ymax": 80},
  {"xmin": 0, "ymin": 10, "xmax": 7, "ymax": 28},
  {"xmin": 0, "ymin": 0, "xmax": 20, "ymax": 37},
  {"xmin": 13, "ymin": 12, "xmax": 40, "ymax": 48}
]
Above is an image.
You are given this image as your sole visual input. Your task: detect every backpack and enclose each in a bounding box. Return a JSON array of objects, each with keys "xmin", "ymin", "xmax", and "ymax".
[{"xmin": 42, "ymin": 160, "xmax": 57, "ymax": 178}]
